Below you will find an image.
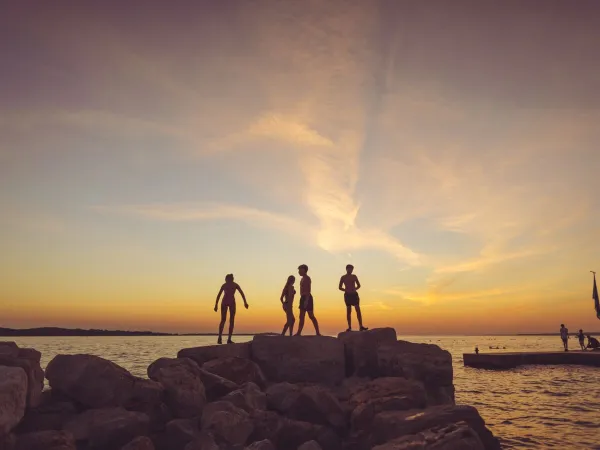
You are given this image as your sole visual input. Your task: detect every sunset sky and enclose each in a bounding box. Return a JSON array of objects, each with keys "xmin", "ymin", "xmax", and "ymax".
[{"xmin": 1, "ymin": 1, "xmax": 599, "ymax": 334}]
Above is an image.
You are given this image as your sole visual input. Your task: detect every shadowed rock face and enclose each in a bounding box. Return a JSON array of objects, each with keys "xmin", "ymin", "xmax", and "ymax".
[
  {"xmin": 4, "ymin": 328, "xmax": 499, "ymax": 450},
  {"xmin": 251, "ymin": 335, "xmax": 345, "ymax": 385},
  {"xmin": 0, "ymin": 366, "xmax": 28, "ymax": 435},
  {"xmin": 0, "ymin": 342, "xmax": 44, "ymax": 408}
]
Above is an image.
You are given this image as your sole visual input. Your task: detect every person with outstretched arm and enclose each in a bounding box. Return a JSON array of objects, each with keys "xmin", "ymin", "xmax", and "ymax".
[
  {"xmin": 577, "ymin": 329, "xmax": 586, "ymax": 351},
  {"xmin": 294, "ymin": 264, "xmax": 321, "ymax": 336},
  {"xmin": 339, "ymin": 264, "xmax": 368, "ymax": 332},
  {"xmin": 214, "ymin": 274, "xmax": 248, "ymax": 344}
]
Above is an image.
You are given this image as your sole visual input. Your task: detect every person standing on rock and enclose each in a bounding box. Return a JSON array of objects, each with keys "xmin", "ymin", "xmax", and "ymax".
[
  {"xmin": 294, "ymin": 264, "xmax": 321, "ymax": 336},
  {"xmin": 280, "ymin": 275, "xmax": 296, "ymax": 336},
  {"xmin": 214, "ymin": 274, "xmax": 249, "ymax": 344},
  {"xmin": 560, "ymin": 324, "xmax": 569, "ymax": 351},
  {"xmin": 339, "ymin": 264, "xmax": 368, "ymax": 332}
]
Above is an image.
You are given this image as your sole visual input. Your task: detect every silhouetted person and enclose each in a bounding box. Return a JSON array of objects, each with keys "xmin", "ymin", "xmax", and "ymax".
[
  {"xmin": 214, "ymin": 274, "xmax": 248, "ymax": 344},
  {"xmin": 339, "ymin": 264, "xmax": 367, "ymax": 332},
  {"xmin": 294, "ymin": 264, "xmax": 321, "ymax": 336},
  {"xmin": 280, "ymin": 275, "xmax": 296, "ymax": 336},
  {"xmin": 587, "ymin": 335, "xmax": 600, "ymax": 350},
  {"xmin": 560, "ymin": 324, "xmax": 569, "ymax": 351},
  {"xmin": 475, "ymin": 346, "xmax": 479, "ymax": 354},
  {"xmin": 578, "ymin": 329, "xmax": 586, "ymax": 350}
]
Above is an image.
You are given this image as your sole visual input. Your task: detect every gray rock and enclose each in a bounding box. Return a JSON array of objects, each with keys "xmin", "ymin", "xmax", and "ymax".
[
  {"xmin": 372, "ymin": 421, "xmax": 485, "ymax": 449},
  {"xmin": 0, "ymin": 366, "xmax": 27, "ymax": 435},
  {"xmin": 200, "ymin": 401, "xmax": 253, "ymax": 447},
  {"xmin": 298, "ymin": 440, "xmax": 322, "ymax": 450},
  {"xmin": 147, "ymin": 358, "xmax": 206, "ymax": 419},
  {"xmin": 15, "ymin": 430, "xmax": 76, "ymax": 450},
  {"xmin": 121, "ymin": 436, "xmax": 155, "ymax": 450},
  {"xmin": 251, "ymin": 335, "xmax": 345, "ymax": 385},
  {"xmin": 222, "ymin": 382, "xmax": 266, "ymax": 412},
  {"xmin": 198, "ymin": 369, "xmax": 239, "ymax": 402},
  {"xmin": 46, "ymin": 354, "xmax": 135, "ymax": 408},
  {"xmin": 245, "ymin": 439, "xmax": 275, "ymax": 450},
  {"xmin": 0, "ymin": 343, "xmax": 44, "ymax": 408},
  {"xmin": 178, "ymin": 343, "xmax": 251, "ymax": 367},
  {"xmin": 337, "ymin": 328, "xmax": 397, "ymax": 377},
  {"xmin": 202, "ymin": 357, "xmax": 266, "ymax": 388}
]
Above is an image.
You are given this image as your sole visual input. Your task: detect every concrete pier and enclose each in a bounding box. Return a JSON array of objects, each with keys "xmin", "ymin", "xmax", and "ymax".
[{"xmin": 463, "ymin": 351, "xmax": 600, "ymax": 369}]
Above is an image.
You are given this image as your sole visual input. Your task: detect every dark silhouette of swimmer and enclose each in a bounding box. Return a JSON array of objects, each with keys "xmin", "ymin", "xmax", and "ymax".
[
  {"xmin": 214, "ymin": 274, "xmax": 248, "ymax": 344},
  {"xmin": 339, "ymin": 264, "xmax": 367, "ymax": 332},
  {"xmin": 587, "ymin": 335, "xmax": 600, "ymax": 350},
  {"xmin": 294, "ymin": 264, "xmax": 321, "ymax": 336},
  {"xmin": 578, "ymin": 329, "xmax": 586, "ymax": 350},
  {"xmin": 280, "ymin": 275, "xmax": 296, "ymax": 336}
]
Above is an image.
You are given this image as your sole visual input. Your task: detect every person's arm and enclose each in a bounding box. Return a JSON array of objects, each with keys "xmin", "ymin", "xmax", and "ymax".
[
  {"xmin": 339, "ymin": 276, "xmax": 345, "ymax": 292},
  {"xmin": 280, "ymin": 287, "xmax": 286, "ymax": 303},
  {"xmin": 215, "ymin": 286, "xmax": 224, "ymax": 312},
  {"xmin": 355, "ymin": 275, "xmax": 361, "ymax": 290},
  {"xmin": 237, "ymin": 284, "xmax": 249, "ymax": 308}
]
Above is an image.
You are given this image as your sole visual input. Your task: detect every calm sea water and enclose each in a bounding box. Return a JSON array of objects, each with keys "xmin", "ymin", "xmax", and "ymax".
[{"xmin": 11, "ymin": 335, "xmax": 600, "ymax": 449}]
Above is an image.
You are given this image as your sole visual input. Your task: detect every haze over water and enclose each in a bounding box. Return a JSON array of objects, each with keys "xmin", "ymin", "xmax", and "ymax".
[{"xmin": 14, "ymin": 335, "xmax": 600, "ymax": 449}]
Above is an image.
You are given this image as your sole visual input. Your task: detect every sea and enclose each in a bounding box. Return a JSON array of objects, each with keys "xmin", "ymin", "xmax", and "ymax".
[{"xmin": 10, "ymin": 335, "xmax": 600, "ymax": 449}]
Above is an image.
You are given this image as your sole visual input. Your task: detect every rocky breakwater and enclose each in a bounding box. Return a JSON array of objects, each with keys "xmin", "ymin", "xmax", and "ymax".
[{"xmin": 0, "ymin": 329, "xmax": 500, "ymax": 450}]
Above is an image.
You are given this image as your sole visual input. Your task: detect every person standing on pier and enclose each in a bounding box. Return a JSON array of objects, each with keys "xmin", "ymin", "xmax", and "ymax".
[
  {"xmin": 560, "ymin": 324, "xmax": 569, "ymax": 351},
  {"xmin": 214, "ymin": 274, "xmax": 249, "ymax": 344},
  {"xmin": 339, "ymin": 264, "xmax": 368, "ymax": 332},
  {"xmin": 578, "ymin": 329, "xmax": 586, "ymax": 351},
  {"xmin": 294, "ymin": 264, "xmax": 321, "ymax": 336}
]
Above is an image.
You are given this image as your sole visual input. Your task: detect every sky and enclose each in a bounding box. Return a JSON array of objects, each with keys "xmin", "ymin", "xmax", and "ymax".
[{"xmin": 1, "ymin": 0, "xmax": 599, "ymax": 335}]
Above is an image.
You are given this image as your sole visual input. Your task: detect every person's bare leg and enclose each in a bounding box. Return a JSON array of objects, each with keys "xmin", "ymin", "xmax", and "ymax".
[
  {"xmin": 295, "ymin": 310, "xmax": 306, "ymax": 335},
  {"xmin": 218, "ymin": 306, "xmax": 227, "ymax": 344},
  {"xmin": 287, "ymin": 310, "xmax": 296, "ymax": 336},
  {"xmin": 356, "ymin": 305, "xmax": 367, "ymax": 330},
  {"xmin": 346, "ymin": 305, "xmax": 352, "ymax": 331},
  {"xmin": 281, "ymin": 322, "xmax": 289, "ymax": 336},
  {"xmin": 308, "ymin": 311, "xmax": 321, "ymax": 336},
  {"xmin": 227, "ymin": 306, "xmax": 236, "ymax": 343}
]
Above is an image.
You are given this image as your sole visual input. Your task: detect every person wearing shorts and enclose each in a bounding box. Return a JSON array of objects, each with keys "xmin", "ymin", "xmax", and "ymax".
[
  {"xmin": 294, "ymin": 264, "xmax": 321, "ymax": 336},
  {"xmin": 339, "ymin": 264, "xmax": 367, "ymax": 332}
]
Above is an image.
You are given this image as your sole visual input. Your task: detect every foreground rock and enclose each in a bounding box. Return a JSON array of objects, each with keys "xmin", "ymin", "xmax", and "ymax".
[
  {"xmin": 178, "ymin": 343, "xmax": 251, "ymax": 367},
  {"xmin": 147, "ymin": 358, "xmax": 206, "ymax": 418},
  {"xmin": 372, "ymin": 421, "xmax": 485, "ymax": 449},
  {"xmin": 121, "ymin": 435, "xmax": 155, "ymax": 450},
  {"xmin": 251, "ymin": 335, "xmax": 345, "ymax": 385},
  {"xmin": 338, "ymin": 328, "xmax": 397, "ymax": 377},
  {"xmin": 46, "ymin": 354, "xmax": 136, "ymax": 408},
  {"xmin": 0, "ymin": 366, "xmax": 27, "ymax": 435},
  {"xmin": 370, "ymin": 405, "xmax": 500, "ymax": 449},
  {"xmin": 202, "ymin": 357, "xmax": 266, "ymax": 388},
  {"xmin": 201, "ymin": 401, "xmax": 254, "ymax": 447},
  {"xmin": 0, "ymin": 342, "xmax": 44, "ymax": 408},
  {"xmin": 15, "ymin": 430, "xmax": 76, "ymax": 450}
]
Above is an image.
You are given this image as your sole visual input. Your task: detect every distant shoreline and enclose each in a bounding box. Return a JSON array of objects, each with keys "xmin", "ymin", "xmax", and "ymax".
[{"xmin": 2, "ymin": 327, "xmax": 599, "ymax": 337}]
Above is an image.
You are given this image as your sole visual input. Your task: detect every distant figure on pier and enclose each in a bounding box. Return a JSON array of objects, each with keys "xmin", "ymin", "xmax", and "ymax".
[
  {"xmin": 560, "ymin": 324, "xmax": 569, "ymax": 351},
  {"xmin": 578, "ymin": 329, "xmax": 586, "ymax": 350},
  {"xmin": 280, "ymin": 275, "xmax": 296, "ymax": 336},
  {"xmin": 475, "ymin": 346, "xmax": 479, "ymax": 354},
  {"xmin": 214, "ymin": 274, "xmax": 248, "ymax": 344},
  {"xmin": 339, "ymin": 264, "xmax": 368, "ymax": 332},
  {"xmin": 587, "ymin": 335, "xmax": 600, "ymax": 350},
  {"xmin": 294, "ymin": 264, "xmax": 321, "ymax": 336}
]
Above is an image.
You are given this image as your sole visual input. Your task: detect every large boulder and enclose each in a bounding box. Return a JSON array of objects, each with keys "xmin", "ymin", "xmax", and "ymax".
[
  {"xmin": 245, "ymin": 439, "xmax": 276, "ymax": 450},
  {"xmin": 346, "ymin": 377, "xmax": 427, "ymax": 431},
  {"xmin": 46, "ymin": 354, "xmax": 136, "ymax": 408},
  {"xmin": 298, "ymin": 440, "xmax": 323, "ymax": 450},
  {"xmin": 159, "ymin": 418, "xmax": 201, "ymax": 450},
  {"xmin": 0, "ymin": 366, "xmax": 27, "ymax": 435},
  {"xmin": 121, "ymin": 436, "xmax": 155, "ymax": 450},
  {"xmin": 63, "ymin": 407, "xmax": 150, "ymax": 450},
  {"xmin": 182, "ymin": 431, "xmax": 219, "ymax": 450},
  {"xmin": 372, "ymin": 421, "xmax": 485, "ymax": 449},
  {"xmin": 200, "ymin": 401, "xmax": 253, "ymax": 447},
  {"xmin": 125, "ymin": 379, "xmax": 170, "ymax": 431},
  {"xmin": 377, "ymin": 341, "xmax": 453, "ymax": 386},
  {"xmin": 147, "ymin": 358, "xmax": 206, "ymax": 419},
  {"xmin": 251, "ymin": 336, "xmax": 345, "ymax": 385},
  {"xmin": 0, "ymin": 343, "xmax": 44, "ymax": 408},
  {"xmin": 178, "ymin": 343, "xmax": 251, "ymax": 367},
  {"xmin": 15, "ymin": 430, "xmax": 76, "ymax": 450},
  {"xmin": 337, "ymin": 328, "xmax": 397, "ymax": 377},
  {"xmin": 202, "ymin": 357, "xmax": 266, "ymax": 388},
  {"xmin": 265, "ymin": 384, "xmax": 345, "ymax": 431},
  {"xmin": 370, "ymin": 405, "xmax": 500, "ymax": 450},
  {"xmin": 16, "ymin": 395, "xmax": 78, "ymax": 433},
  {"xmin": 198, "ymin": 369, "xmax": 239, "ymax": 402},
  {"xmin": 222, "ymin": 382, "xmax": 266, "ymax": 412}
]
